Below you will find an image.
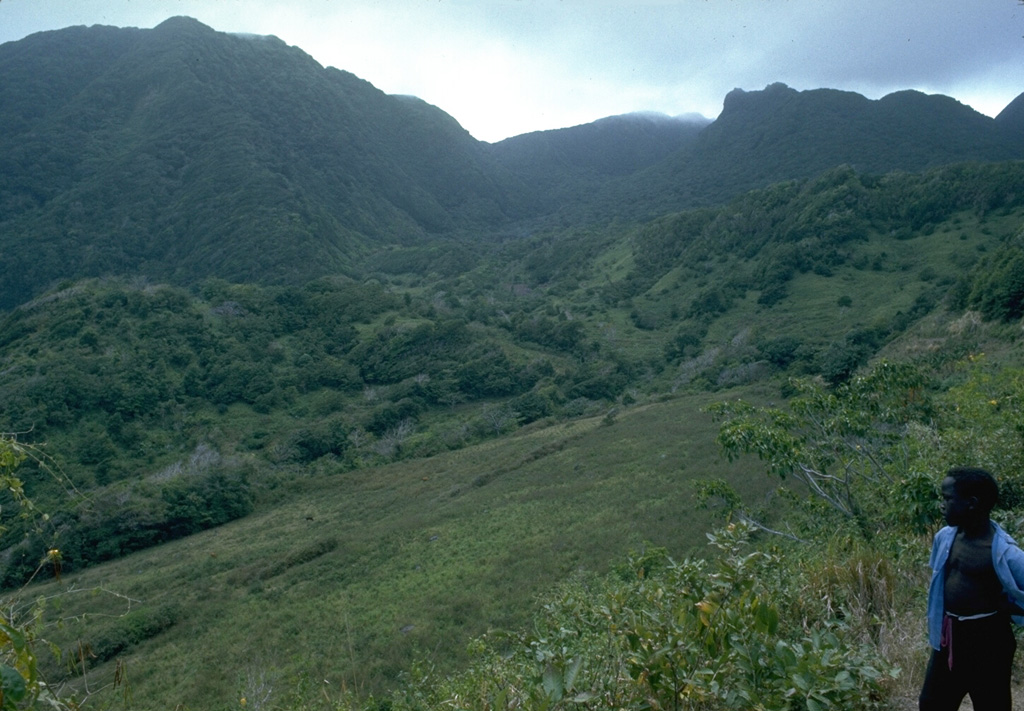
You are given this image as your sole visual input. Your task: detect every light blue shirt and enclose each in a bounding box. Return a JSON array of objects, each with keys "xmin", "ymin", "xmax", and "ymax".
[{"xmin": 927, "ymin": 521, "xmax": 1024, "ymax": 649}]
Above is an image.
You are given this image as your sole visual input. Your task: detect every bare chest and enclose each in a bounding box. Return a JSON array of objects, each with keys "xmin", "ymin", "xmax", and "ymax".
[
  {"xmin": 947, "ymin": 536, "xmax": 994, "ymax": 576},
  {"xmin": 944, "ymin": 533, "xmax": 1003, "ymax": 615}
]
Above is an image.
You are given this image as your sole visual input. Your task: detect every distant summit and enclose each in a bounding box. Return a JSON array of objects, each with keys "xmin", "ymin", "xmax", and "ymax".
[{"xmin": 153, "ymin": 15, "xmax": 209, "ymax": 32}]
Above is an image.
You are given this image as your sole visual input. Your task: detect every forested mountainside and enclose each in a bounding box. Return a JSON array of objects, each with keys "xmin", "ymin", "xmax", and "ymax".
[
  {"xmin": 1, "ymin": 17, "xmax": 1023, "ymax": 308},
  {"xmin": 0, "ymin": 17, "xmax": 526, "ymax": 308}
]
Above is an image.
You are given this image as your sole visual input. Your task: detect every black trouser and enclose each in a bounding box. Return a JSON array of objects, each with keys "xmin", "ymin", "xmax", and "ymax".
[{"xmin": 919, "ymin": 613, "xmax": 1016, "ymax": 711}]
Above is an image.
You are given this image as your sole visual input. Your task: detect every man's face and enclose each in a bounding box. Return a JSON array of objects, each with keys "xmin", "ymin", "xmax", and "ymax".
[{"xmin": 941, "ymin": 476, "xmax": 974, "ymax": 527}]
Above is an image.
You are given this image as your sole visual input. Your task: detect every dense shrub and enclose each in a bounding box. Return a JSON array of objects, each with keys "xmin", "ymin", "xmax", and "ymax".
[
  {"xmin": 70, "ymin": 603, "xmax": 180, "ymax": 669},
  {"xmin": 2, "ymin": 466, "xmax": 255, "ymax": 586},
  {"xmin": 968, "ymin": 244, "xmax": 1024, "ymax": 321}
]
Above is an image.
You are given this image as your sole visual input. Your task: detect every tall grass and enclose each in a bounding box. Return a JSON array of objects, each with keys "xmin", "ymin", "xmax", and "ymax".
[{"xmin": 31, "ymin": 390, "xmax": 776, "ymax": 709}]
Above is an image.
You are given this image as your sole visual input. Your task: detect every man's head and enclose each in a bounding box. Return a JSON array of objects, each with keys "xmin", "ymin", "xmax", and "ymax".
[{"xmin": 941, "ymin": 466, "xmax": 999, "ymax": 526}]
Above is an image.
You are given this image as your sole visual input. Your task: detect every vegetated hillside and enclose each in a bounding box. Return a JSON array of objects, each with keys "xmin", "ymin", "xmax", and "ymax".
[
  {"xmin": 996, "ymin": 91, "xmax": 1024, "ymax": 132},
  {"xmin": 25, "ymin": 390, "xmax": 782, "ymax": 709},
  {"xmin": 2, "ymin": 18, "xmax": 1023, "ymax": 308},
  {"xmin": 5, "ymin": 16, "xmax": 1024, "ymax": 710},
  {"xmin": 12, "ymin": 179, "xmax": 1024, "ymax": 706},
  {"xmin": 5, "ymin": 159, "xmax": 1024, "ymax": 585}
]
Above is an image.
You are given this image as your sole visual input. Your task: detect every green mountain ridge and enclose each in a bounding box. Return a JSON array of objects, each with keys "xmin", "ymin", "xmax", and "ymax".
[{"xmin": 1, "ymin": 18, "xmax": 1023, "ymax": 308}]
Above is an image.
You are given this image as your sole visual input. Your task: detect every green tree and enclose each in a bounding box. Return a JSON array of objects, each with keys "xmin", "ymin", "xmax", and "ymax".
[
  {"xmin": 932, "ymin": 359, "xmax": 1024, "ymax": 510},
  {"xmin": 707, "ymin": 361, "xmax": 930, "ymax": 538}
]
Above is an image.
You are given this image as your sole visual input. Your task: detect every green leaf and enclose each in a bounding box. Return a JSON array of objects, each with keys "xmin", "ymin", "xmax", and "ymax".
[
  {"xmin": 755, "ymin": 601, "xmax": 779, "ymax": 635},
  {"xmin": 542, "ymin": 663, "xmax": 563, "ymax": 702},
  {"xmin": 563, "ymin": 656, "xmax": 583, "ymax": 690},
  {"xmin": 0, "ymin": 664, "xmax": 27, "ymax": 703}
]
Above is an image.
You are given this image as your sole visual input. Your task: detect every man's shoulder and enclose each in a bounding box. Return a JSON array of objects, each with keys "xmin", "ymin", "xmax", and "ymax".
[
  {"xmin": 991, "ymin": 521, "xmax": 1024, "ymax": 562},
  {"xmin": 992, "ymin": 521, "xmax": 1019, "ymax": 546}
]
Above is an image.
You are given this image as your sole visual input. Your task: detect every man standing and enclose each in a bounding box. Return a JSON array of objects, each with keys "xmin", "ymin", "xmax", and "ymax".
[{"xmin": 920, "ymin": 467, "xmax": 1024, "ymax": 710}]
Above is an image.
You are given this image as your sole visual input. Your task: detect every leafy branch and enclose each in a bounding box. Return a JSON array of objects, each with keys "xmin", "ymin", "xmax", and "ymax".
[{"xmin": 707, "ymin": 361, "xmax": 930, "ymax": 538}]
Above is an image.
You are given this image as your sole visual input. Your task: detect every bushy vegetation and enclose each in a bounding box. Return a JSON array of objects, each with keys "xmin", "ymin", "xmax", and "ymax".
[
  {"xmin": 1, "ymin": 435, "xmax": 85, "ymax": 711},
  {"xmin": 358, "ymin": 524, "xmax": 895, "ymax": 711},
  {"xmin": 2, "ymin": 18, "xmax": 1023, "ymax": 310}
]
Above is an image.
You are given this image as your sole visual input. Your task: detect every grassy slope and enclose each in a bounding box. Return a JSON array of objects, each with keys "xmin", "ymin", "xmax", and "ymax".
[
  {"xmin": 40, "ymin": 389, "xmax": 774, "ymax": 708},
  {"xmin": 654, "ymin": 209, "xmax": 1006, "ymax": 358}
]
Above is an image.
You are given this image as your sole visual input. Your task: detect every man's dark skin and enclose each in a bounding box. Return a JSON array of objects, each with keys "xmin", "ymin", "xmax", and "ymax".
[{"xmin": 941, "ymin": 476, "xmax": 1004, "ymax": 617}]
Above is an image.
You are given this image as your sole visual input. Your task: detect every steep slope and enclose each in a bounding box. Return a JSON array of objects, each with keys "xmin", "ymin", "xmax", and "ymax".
[
  {"xmin": 0, "ymin": 17, "xmax": 523, "ymax": 308},
  {"xmin": 996, "ymin": 91, "xmax": 1024, "ymax": 145},
  {"xmin": 7, "ymin": 160, "xmax": 1024, "ymax": 709}
]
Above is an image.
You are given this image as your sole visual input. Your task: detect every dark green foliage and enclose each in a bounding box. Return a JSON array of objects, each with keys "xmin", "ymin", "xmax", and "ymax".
[
  {"xmin": 366, "ymin": 399, "xmax": 424, "ymax": 436},
  {"xmin": 160, "ymin": 469, "xmax": 254, "ymax": 539},
  {"xmin": 3, "ymin": 21, "xmax": 1024, "ymax": 309},
  {"xmin": 513, "ymin": 316, "xmax": 585, "ymax": 351},
  {"xmin": 4, "ymin": 159, "xmax": 1016, "ymax": 583},
  {"xmin": 665, "ymin": 321, "xmax": 708, "ymax": 361},
  {"xmin": 757, "ymin": 281, "xmax": 789, "ymax": 306},
  {"xmin": 967, "ymin": 242, "xmax": 1024, "ymax": 321},
  {"xmin": 72, "ymin": 603, "xmax": 180, "ymax": 669},
  {"xmin": 351, "ymin": 319, "xmax": 474, "ymax": 384},
  {"xmin": 567, "ymin": 359, "xmax": 636, "ymax": 401},
  {"xmin": 5, "ymin": 22, "xmax": 1024, "ymax": 709},
  {"xmin": 643, "ymin": 84, "xmax": 1024, "ymax": 209},
  {"xmin": 757, "ymin": 335, "xmax": 804, "ymax": 369},
  {"xmin": 0, "ymin": 464, "xmax": 254, "ymax": 587},
  {"xmin": 288, "ymin": 416, "xmax": 351, "ymax": 462},
  {"xmin": 631, "ymin": 163, "xmax": 1024, "ymax": 312},
  {"xmin": 509, "ymin": 391, "xmax": 554, "ymax": 424},
  {"xmin": 364, "ymin": 243, "xmax": 482, "ymax": 278},
  {"xmin": 688, "ymin": 287, "xmax": 734, "ymax": 319},
  {"xmin": 455, "ymin": 350, "xmax": 524, "ymax": 398},
  {"xmin": 0, "ymin": 20, "xmax": 527, "ymax": 308},
  {"xmin": 817, "ymin": 327, "xmax": 887, "ymax": 385}
]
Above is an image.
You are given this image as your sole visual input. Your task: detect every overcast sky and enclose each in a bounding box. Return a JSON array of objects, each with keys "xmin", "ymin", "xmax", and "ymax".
[{"xmin": 1, "ymin": 0, "xmax": 1021, "ymax": 142}]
